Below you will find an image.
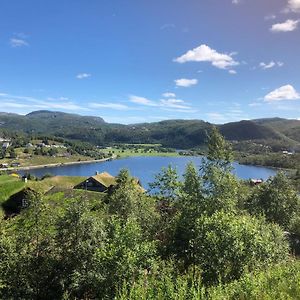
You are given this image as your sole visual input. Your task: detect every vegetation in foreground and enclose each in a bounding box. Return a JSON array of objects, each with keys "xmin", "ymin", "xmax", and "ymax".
[{"xmin": 0, "ymin": 127, "xmax": 300, "ymax": 299}]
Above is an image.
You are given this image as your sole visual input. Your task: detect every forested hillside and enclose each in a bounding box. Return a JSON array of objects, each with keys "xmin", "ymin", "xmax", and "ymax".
[{"xmin": 1, "ymin": 110, "xmax": 300, "ymax": 149}]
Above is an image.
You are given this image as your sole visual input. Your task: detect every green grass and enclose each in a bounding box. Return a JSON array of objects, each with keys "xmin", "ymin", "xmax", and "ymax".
[
  {"xmin": 101, "ymin": 147, "xmax": 179, "ymax": 158},
  {"xmin": 0, "ymin": 175, "xmax": 25, "ymax": 205},
  {"xmin": 27, "ymin": 176, "xmax": 86, "ymax": 193},
  {"xmin": 1, "ymin": 152, "xmax": 94, "ymax": 167}
]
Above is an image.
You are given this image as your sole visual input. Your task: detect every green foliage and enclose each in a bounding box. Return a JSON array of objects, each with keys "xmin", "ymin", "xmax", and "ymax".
[
  {"xmin": 0, "ymin": 192, "xmax": 58, "ymax": 299},
  {"xmin": 117, "ymin": 260, "xmax": 300, "ymax": 300},
  {"xmin": 201, "ymin": 127, "xmax": 239, "ymax": 215},
  {"xmin": 54, "ymin": 199, "xmax": 106, "ymax": 299},
  {"xmin": 149, "ymin": 165, "xmax": 181, "ymax": 202},
  {"xmin": 0, "ymin": 128, "xmax": 299, "ymax": 299},
  {"xmin": 207, "ymin": 126, "xmax": 233, "ymax": 165},
  {"xmin": 193, "ymin": 211, "xmax": 289, "ymax": 284},
  {"xmin": 99, "ymin": 216, "xmax": 158, "ymax": 298},
  {"xmin": 107, "ymin": 169, "xmax": 159, "ymax": 237},
  {"xmin": 117, "ymin": 261, "xmax": 205, "ymax": 300},
  {"xmin": 246, "ymin": 172, "xmax": 300, "ymax": 228}
]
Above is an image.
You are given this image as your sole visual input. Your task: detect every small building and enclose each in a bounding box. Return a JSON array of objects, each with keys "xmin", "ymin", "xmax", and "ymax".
[
  {"xmin": 11, "ymin": 162, "xmax": 21, "ymax": 167},
  {"xmin": 75, "ymin": 172, "xmax": 117, "ymax": 192},
  {"xmin": 250, "ymin": 179, "xmax": 263, "ymax": 186},
  {"xmin": 2, "ymin": 187, "xmax": 35, "ymax": 217},
  {"xmin": 2, "ymin": 142, "xmax": 10, "ymax": 150}
]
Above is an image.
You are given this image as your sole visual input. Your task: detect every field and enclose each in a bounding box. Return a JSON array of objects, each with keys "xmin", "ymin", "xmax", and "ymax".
[
  {"xmin": 100, "ymin": 144, "xmax": 179, "ymax": 158},
  {"xmin": 1, "ymin": 146, "xmax": 93, "ymax": 168}
]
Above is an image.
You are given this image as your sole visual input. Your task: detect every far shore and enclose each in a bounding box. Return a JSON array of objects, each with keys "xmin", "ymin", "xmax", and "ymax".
[{"xmin": 0, "ymin": 155, "xmax": 116, "ymax": 172}]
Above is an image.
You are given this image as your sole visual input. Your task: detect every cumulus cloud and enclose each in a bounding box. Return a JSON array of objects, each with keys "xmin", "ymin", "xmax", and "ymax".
[
  {"xmin": 264, "ymin": 85, "xmax": 300, "ymax": 102},
  {"xmin": 259, "ymin": 61, "xmax": 284, "ymax": 69},
  {"xmin": 76, "ymin": 73, "xmax": 91, "ymax": 79},
  {"xmin": 229, "ymin": 70, "xmax": 237, "ymax": 74},
  {"xmin": 162, "ymin": 92, "xmax": 176, "ymax": 98},
  {"xmin": 175, "ymin": 78, "xmax": 198, "ymax": 87},
  {"xmin": 285, "ymin": 0, "xmax": 300, "ymax": 13},
  {"xmin": 174, "ymin": 44, "xmax": 239, "ymax": 70},
  {"xmin": 271, "ymin": 19, "xmax": 299, "ymax": 32}
]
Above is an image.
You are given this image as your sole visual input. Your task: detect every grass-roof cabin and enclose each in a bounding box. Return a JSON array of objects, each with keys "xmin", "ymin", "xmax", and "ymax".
[{"xmin": 74, "ymin": 172, "xmax": 116, "ymax": 193}]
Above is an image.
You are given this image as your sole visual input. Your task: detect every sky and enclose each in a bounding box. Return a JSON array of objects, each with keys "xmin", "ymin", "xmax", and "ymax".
[{"xmin": 0, "ymin": 0, "xmax": 300, "ymax": 124}]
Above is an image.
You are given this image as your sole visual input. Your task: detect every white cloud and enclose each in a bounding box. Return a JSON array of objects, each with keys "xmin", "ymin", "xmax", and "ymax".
[
  {"xmin": 129, "ymin": 95, "xmax": 157, "ymax": 106},
  {"xmin": 175, "ymin": 78, "xmax": 198, "ymax": 87},
  {"xmin": 259, "ymin": 61, "xmax": 284, "ymax": 69},
  {"xmin": 174, "ymin": 44, "xmax": 239, "ymax": 70},
  {"xmin": 0, "ymin": 92, "xmax": 87, "ymax": 112},
  {"xmin": 264, "ymin": 85, "xmax": 300, "ymax": 102},
  {"xmin": 160, "ymin": 23, "xmax": 176, "ymax": 30},
  {"xmin": 232, "ymin": 0, "xmax": 240, "ymax": 4},
  {"xmin": 89, "ymin": 102, "xmax": 129, "ymax": 110},
  {"xmin": 76, "ymin": 73, "xmax": 91, "ymax": 79},
  {"xmin": 265, "ymin": 14, "xmax": 276, "ymax": 20},
  {"xmin": 249, "ymin": 102, "xmax": 262, "ymax": 107},
  {"xmin": 229, "ymin": 70, "xmax": 237, "ymax": 74},
  {"xmin": 271, "ymin": 19, "xmax": 299, "ymax": 32},
  {"xmin": 10, "ymin": 38, "xmax": 29, "ymax": 47},
  {"xmin": 286, "ymin": 0, "xmax": 300, "ymax": 13},
  {"xmin": 160, "ymin": 99, "xmax": 191, "ymax": 110},
  {"xmin": 129, "ymin": 94, "xmax": 195, "ymax": 112},
  {"xmin": 162, "ymin": 92, "xmax": 176, "ymax": 98}
]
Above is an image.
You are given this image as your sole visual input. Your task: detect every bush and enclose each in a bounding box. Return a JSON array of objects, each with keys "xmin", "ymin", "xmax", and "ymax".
[
  {"xmin": 192, "ymin": 211, "xmax": 289, "ymax": 284},
  {"xmin": 117, "ymin": 261, "xmax": 300, "ymax": 300}
]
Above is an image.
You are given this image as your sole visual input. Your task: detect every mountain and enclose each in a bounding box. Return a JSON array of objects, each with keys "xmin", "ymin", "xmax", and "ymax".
[
  {"xmin": 219, "ymin": 120, "xmax": 282, "ymax": 141},
  {"xmin": 0, "ymin": 111, "xmax": 299, "ymax": 149},
  {"xmin": 253, "ymin": 118, "xmax": 300, "ymax": 143},
  {"xmin": 0, "ymin": 110, "xmax": 105, "ymax": 135}
]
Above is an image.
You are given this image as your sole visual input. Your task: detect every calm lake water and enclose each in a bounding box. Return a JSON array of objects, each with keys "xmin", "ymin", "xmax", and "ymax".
[{"xmin": 19, "ymin": 156, "xmax": 277, "ymax": 189}]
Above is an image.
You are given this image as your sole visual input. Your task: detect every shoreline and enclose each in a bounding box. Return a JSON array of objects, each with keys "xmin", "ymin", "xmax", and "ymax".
[
  {"xmin": 1, "ymin": 153, "xmax": 294, "ymax": 174},
  {"xmin": 0, "ymin": 155, "xmax": 116, "ymax": 172}
]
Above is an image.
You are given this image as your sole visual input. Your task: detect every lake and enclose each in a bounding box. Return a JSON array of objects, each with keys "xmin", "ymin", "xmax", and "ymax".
[{"xmin": 19, "ymin": 156, "xmax": 277, "ymax": 189}]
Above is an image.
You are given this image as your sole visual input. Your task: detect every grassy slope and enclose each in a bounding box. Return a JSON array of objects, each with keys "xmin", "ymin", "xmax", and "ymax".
[
  {"xmin": 101, "ymin": 147, "xmax": 179, "ymax": 158},
  {"xmin": 0, "ymin": 175, "xmax": 25, "ymax": 205},
  {"xmin": 0, "ymin": 175, "xmax": 88, "ymax": 214},
  {"xmin": 1, "ymin": 146, "xmax": 94, "ymax": 167}
]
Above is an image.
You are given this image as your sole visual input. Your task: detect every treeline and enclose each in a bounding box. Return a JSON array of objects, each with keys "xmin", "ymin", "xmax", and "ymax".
[
  {"xmin": 236, "ymin": 152, "xmax": 300, "ymax": 169},
  {"xmin": 0, "ymin": 128, "xmax": 300, "ymax": 299}
]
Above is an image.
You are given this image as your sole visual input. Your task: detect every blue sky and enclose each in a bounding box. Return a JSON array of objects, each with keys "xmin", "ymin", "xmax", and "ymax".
[{"xmin": 0, "ymin": 0, "xmax": 300, "ymax": 124}]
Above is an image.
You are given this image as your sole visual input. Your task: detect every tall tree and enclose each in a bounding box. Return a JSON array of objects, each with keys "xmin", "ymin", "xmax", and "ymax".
[{"xmin": 246, "ymin": 172, "xmax": 300, "ymax": 228}]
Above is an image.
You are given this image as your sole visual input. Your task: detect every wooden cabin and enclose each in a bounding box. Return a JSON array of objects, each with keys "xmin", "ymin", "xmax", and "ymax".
[{"xmin": 74, "ymin": 172, "xmax": 117, "ymax": 192}]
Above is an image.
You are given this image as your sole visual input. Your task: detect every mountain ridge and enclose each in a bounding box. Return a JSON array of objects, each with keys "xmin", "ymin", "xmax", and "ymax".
[{"xmin": 0, "ymin": 110, "xmax": 299, "ymax": 149}]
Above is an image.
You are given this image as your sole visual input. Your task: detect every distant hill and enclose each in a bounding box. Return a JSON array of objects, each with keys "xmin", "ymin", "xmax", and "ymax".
[
  {"xmin": 253, "ymin": 118, "xmax": 300, "ymax": 143},
  {"xmin": 0, "ymin": 110, "xmax": 105, "ymax": 135},
  {"xmin": 0, "ymin": 110, "xmax": 299, "ymax": 149},
  {"xmin": 219, "ymin": 120, "xmax": 281, "ymax": 141}
]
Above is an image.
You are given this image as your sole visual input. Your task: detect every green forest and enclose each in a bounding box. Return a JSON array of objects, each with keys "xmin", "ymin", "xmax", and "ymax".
[{"xmin": 1, "ymin": 128, "xmax": 300, "ymax": 299}]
